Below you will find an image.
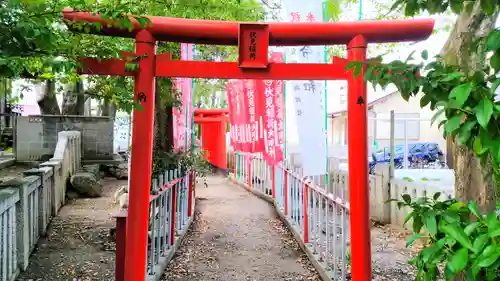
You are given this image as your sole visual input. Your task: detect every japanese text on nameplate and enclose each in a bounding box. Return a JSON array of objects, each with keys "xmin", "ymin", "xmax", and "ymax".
[{"xmin": 249, "ymin": 32, "xmax": 257, "ymax": 60}]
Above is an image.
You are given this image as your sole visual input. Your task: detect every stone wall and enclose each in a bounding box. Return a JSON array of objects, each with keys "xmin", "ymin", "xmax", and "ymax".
[
  {"xmin": 15, "ymin": 115, "xmax": 114, "ymax": 162},
  {"xmin": 0, "ymin": 131, "xmax": 81, "ymax": 280}
]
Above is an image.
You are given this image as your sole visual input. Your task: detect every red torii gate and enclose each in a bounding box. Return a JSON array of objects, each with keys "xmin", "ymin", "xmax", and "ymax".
[
  {"xmin": 63, "ymin": 9, "xmax": 434, "ymax": 281},
  {"xmin": 193, "ymin": 108, "xmax": 229, "ymax": 169}
]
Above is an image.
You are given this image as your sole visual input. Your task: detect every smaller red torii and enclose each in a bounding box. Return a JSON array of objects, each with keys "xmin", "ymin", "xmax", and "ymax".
[{"xmin": 193, "ymin": 109, "xmax": 229, "ymax": 169}]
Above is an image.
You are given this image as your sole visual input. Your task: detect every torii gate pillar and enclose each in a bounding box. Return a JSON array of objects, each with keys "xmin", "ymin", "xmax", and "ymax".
[{"xmin": 125, "ymin": 30, "xmax": 156, "ymax": 271}]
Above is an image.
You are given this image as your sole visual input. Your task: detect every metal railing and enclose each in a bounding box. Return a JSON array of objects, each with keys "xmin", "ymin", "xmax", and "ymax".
[
  {"xmin": 114, "ymin": 169, "xmax": 195, "ymax": 281},
  {"xmin": 231, "ymin": 151, "xmax": 351, "ymax": 279}
]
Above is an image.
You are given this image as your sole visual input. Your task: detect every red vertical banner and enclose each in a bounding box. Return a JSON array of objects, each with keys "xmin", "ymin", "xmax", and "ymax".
[
  {"xmin": 244, "ymin": 80, "xmax": 265, "ymax": 153},
  {"xmin": 271, "ymin": 52, "xmax": 285, "ymax": 162},
  {"xmin": 262, "ymin": 79, "xmax": 276, "ymax": 162},
  {"xmin": 233, "ymin": 80, "xmax": 251, "ymax": 152},
  {"xmin": 255, "ymin": 52, "xmax": 284, "ymax": 164},
  {"xmin": 226, "ymin": 81, "xmax": 238, "ymax": 151}
]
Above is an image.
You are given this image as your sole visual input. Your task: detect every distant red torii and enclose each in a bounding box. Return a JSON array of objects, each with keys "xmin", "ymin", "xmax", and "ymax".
[{"xmin": 193, "ymin": 109, "xmax": 229, "ymax": 169}]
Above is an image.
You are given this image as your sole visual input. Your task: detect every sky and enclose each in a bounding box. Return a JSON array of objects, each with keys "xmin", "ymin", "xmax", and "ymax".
[{"xmin": 262, "ymin": 0, "xmax": 458, "ymax": 113}]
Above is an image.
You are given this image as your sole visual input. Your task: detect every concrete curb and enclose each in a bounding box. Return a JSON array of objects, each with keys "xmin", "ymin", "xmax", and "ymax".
[
  {"xmin": 149, "ymin": 211, "xmax": 195, "ymax": 281},
  {"xmin": 226, "ymin": 176, "xmax": 333, "ymax": 281}
]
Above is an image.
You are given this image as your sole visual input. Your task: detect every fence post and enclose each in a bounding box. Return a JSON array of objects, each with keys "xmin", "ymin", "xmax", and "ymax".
[
  {"xmin": 188, "ymin": 171, "xmax": 193, "ymax": 217},
  {"xmin": 303, "ymin": 183, "xmax": 309, "ymax": 244},
  {"xmin": 236, "ymin": 152, "xmax": 240, "ymax": 180},
  {"xmin": 284, "ymin": 171, "xmax": 288, "ymax": 216},
  {"xmin": 247, "ymin": 156, "xmax": 251, "ymax": 190},
  {"xmin": 271, "ymin": 165, "xmax": 276, "ymax": 198},
  {"xmin": 233, "ymin": 153, "xmax": 237, "ymax": 176},
  {"xmin": 170, "ymin": 183, "xmax": 177, "ymax": 245},
  {"xmin": 114, "ymin": 213, "xmax": 127, "ymax": 281}
]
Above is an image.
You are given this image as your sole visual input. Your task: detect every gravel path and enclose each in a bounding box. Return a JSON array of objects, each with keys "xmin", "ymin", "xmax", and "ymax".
[
  {"xmin": 16, "ymin": 178, "xmax": 126, "ymax": 281},
  {"xmin": 161, "ymin": 176, "xmax": 321, "ymax": 281}
]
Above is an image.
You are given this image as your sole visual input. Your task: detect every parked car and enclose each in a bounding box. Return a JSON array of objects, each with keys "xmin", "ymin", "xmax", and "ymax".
[{"xmin": 369, "ymin": 142, "xmax": 445, "ymax": 173}]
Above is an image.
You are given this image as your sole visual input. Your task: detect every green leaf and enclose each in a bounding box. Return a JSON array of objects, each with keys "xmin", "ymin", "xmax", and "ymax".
[
  {"xmin": 445, "ymin": 264, "xmax": 455, "ymax": 280},
  {"xmin": 449, "ymin": 202, "xmax": 465, "ymax": 211},
  {"xmin": 364, "ymin": 64, "xmax": 376, "ymax": 81},
  {"xmin": 419, "ymin": 94, "xmax": 432, "ymax": 107},
  {"xmin": 433, "ymin": 192, "xmax": 442, "ymax": 200},
  {"xmin": 464, "ymin": 222, "xmax": 479, "ymax": 236},
  {"xmin": 474, "ymin": 99, "xmax": 494, "ymax": 129},
  {"xmin": 486, "ymin": 30, "xmax": 500, "ymax": 51},
  {"xmin": 490, "ymin": 52, "xmax": 500, "ymax": 71},
  {"xmin": 450, "ymin": 0, "xmax": 463, "ymax": 13},
  {"xmin": 477, "ymin": 245, "xmax": 500, "ymax": 267},
  {"xmin": 448, "ymin": 247, "xmax": 469, "ymax": 274},
  {"xmin": 405, "ymin": 233, "xmax": 422, "ymax": 248},
  {"xmin": 421, "ymin": 50, "xmax": 428, "ymax": 60},
  {"xmin": 472, "ymin": 233, "xmax": 489, "ymax": 253},
  {"xmin": 449, "ymin": 83, "xmax": 473, "ymax": 108},
  {"xmin": 425, "ymin": 214, "xmax": 438, "ymax": 236},
  {"xmin": 345, "ymin": 61, "xmax": 360, "ymax": 72},
  {"xmin": 491, "ymin": 78, "xmax": 500, "ymax": 93},
  {"xmin": 458, "ymin": 120, "xmax": 477, "ymax": 144},
  {"xmin": 473, "ymin": 137, "xmax": 488, "ymax": 156},
  {"xmin": 402, "ymin": 194, "xmax": 411, "ymax": 204},
  {"xmin": 481, "ymin": 0, "xmax": 495, "ymax": 15},
  {"xmin": 444, "ymin": 113, "xmax": 465, "ymax": 136},
  {"xmin": 467, "ymin": 202, "xmax": 482, "ymax": 219},
  {"xmin": 488, "ymin": 226, "xmax": 500, "ymax": 237},
  {"xmin": 413, "ymin": 216, "xmax": 423, "ymax": 233},
  {"xmin": 440, "ymin": 72, "xmax": 463, "ymax": 82},
  {"xmin": 353, "ymin": 64, "xmax": 363, "ymax": 78},
  {"xmin": 441, "ymin": 223, "xmax": 474, "ymax": 251}
]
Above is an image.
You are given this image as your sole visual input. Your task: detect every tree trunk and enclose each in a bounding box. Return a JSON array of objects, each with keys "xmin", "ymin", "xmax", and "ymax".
[
  {"xmin": 439, "ymin": 1, "xmax": 498, "ymax": 214},
  {"xmin": 99, "ymin": 100, "xmax": 117, "ymax": 117},
  {"xmin": 444, "ymin": 2, "xmax": 499, "ymax": 210},
  {"xmin": 37, "ymin": 80, "xmax": 61, "ymax": 115},
  {"xmin": 437, "ymin": 5, "xmax": 499, "ymax": 280},
  {"xmin": 153, "ymin": 78, "xmax": 174, "ymax": 154},
  {"xmin": 61, "ymin": 81, "xmax": 86, "ymax": 115}
]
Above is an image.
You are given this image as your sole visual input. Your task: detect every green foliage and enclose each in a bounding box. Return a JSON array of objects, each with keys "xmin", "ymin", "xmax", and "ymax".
[
  {"xmin": 1, "ymin": 0, "xmax": 264, "ymax": 111},
  {"xmin": 389, "ymin": 193, "xmax": 500, "ymax": 280},
  {"xmin": 346, "ymin": 9, "xmax": 500, "ymax": 197},
  {"xmin": 152, "ymin": 147, "xmax": 211, "ymax": 180}
]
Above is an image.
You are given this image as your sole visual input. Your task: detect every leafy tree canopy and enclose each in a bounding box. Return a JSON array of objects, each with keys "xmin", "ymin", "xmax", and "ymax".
[{"xmin": 0, "ymin": 0, "xmax": 265, "ymax": 110}]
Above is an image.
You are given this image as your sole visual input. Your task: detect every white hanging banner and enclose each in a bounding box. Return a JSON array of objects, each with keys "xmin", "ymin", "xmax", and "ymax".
[{"xmin": 283, "ymin": 2, "xmax": 328, "ymax": 177}]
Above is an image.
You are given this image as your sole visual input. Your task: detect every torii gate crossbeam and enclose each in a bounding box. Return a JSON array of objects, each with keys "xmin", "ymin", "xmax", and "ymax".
[{"xmin": 63, "ymin": 9, "xmax": 434, "ymax": 281}]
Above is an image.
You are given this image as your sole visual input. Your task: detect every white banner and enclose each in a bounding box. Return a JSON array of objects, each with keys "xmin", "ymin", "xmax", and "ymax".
[{"xmin": 283, "ymin": 3, "xmax": 328, "ymax": 176}]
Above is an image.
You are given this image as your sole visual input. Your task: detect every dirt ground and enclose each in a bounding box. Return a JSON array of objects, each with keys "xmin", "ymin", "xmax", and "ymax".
[
  {"xmin": 370, "ymin": 222, "xmax": 420, "ymax": 281},
  {"xmin": 16, "ymin": 177, "xmax": 126, "ymax": 281},
  {"xmin": 161, "ymin": 176, "xmax": 321, "ymax": 281},
  {"xmin": 14, "ymin": 172, "xmax": 420, "ymax": 281}
]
